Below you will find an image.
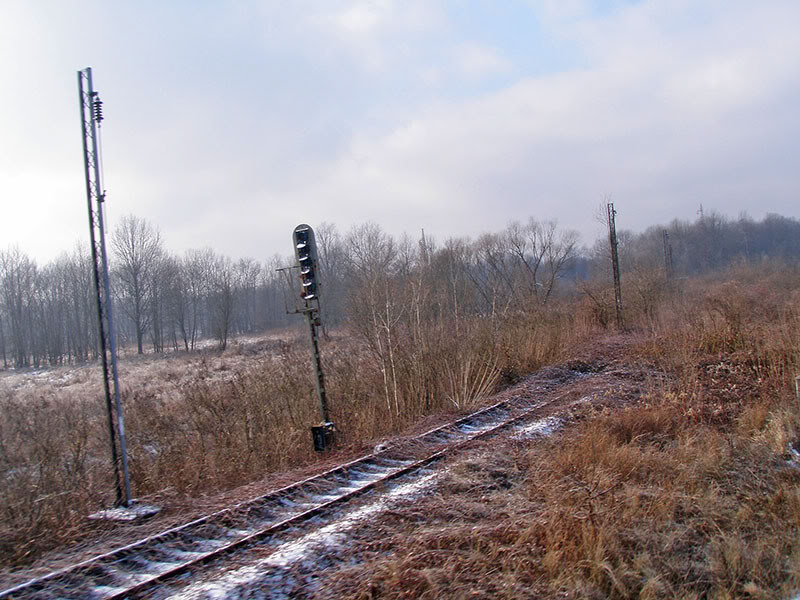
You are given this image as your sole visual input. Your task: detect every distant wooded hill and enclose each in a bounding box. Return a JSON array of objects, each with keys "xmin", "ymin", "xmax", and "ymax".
[{"xmin": 568, "ymin": 212, "xmax": 800, "ymax": 281}]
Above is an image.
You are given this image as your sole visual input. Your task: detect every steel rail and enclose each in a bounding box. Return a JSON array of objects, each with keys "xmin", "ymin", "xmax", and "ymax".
[{"xmin": 0, "ymin": 395, "xmax": 552, "ymax": 600}]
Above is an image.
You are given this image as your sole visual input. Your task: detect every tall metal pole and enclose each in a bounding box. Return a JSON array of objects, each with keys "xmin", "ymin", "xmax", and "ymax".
[
  {"xmin": 607, "ymin": 202, "xmax": 624, "ymax": 330},
  {"xmin": 78, "ymin": 67, "xmax": 131, "ymax": 507}
]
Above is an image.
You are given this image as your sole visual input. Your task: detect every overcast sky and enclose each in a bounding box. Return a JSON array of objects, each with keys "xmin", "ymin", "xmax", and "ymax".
[{"xmin": 1, "ymin": 0, "xmax": 798, "ymax": 263}]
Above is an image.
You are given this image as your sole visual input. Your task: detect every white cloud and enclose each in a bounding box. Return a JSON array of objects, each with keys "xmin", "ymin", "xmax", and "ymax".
[
  {"xmin": 453, "ymin": 42, "xmax": 512, "ymax": 79},
  {"xmin": 1, "ymin": 0, "xmax": 799, "ymax": 263},
  {"xmin": 333, "ymin": 0, "xmax": 391, "ymax": 34},
  {"xmin": 307, "ymin": 0, "xmax": 446, "ymax": 73},
  {"xmin": 279, "ymin": 0, "xmax": 800, "ymax": 244},
  {"xmin": 536, "ymin": 0, "xmax": 592, "ymax": 23}
]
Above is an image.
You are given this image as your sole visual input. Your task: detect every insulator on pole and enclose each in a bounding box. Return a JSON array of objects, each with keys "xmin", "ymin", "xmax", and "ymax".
[{"xmin": 93, "ymin": 97, "xmax": 104, "ymax": 123}]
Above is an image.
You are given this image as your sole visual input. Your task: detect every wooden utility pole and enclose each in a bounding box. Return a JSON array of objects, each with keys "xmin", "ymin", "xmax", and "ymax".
[
  {"xmin": 607, "ymin": 203, "xmax": 624, "ymax": 329},
  {"xmin": 663, "ymin": 229, "xmax": 674, "ymax": 282}
]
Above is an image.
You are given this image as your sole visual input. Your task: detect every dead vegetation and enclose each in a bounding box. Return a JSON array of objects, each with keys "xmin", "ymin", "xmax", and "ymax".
[
  {"xmin": 303, "ymin": 265, "xmax": 800, "ymax": 599},
  {"xmin": 2, "ymin": 262, "xmax": 800, "ymax": 600},
  {"xmin": 0, "ymin": 298, "xmax": 587, "ymax": 567}
]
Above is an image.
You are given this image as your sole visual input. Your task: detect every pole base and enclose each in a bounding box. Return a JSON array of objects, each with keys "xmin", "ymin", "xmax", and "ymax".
[{"xmin": 311, "ymin": 422, "xmax": 335, "ymax": 452}]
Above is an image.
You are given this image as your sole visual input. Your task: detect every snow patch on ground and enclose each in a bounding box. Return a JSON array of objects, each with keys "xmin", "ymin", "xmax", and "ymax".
[
  {"xmin": 166, "ymin": 472, "xmax": 440, "ymax": 599},
  {"xmin": 514, "ymin": 416, "xmax": 562, "ymax": 439},
  {"xmin": 571, "ymin": 395, "xmax": 593, "ymax": 405},
  {"xmin": 87, "ymin": 502, "xmax": 161, "ymax": 522}
]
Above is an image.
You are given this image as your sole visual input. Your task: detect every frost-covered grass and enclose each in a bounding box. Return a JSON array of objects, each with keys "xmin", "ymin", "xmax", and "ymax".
[{"xmin": 0, "ymin": 329, "xmax": 300, "ymax": 399}]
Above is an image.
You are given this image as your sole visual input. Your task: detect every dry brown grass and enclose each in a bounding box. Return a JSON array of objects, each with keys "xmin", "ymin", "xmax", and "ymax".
[
  {"xmin": 304, "ymin": 264, "xmax": 800, "ymax": 599},
  {"xmin": 0, "ymin": 299, "xmax": 590, "ymax": 566},
  {"xmin": 312, "ymin": 416, "xmax": 800, "ymax": 598},
  {"xmin": 5, "ymin": 261, "xmax": 798, "ymax": 588}
]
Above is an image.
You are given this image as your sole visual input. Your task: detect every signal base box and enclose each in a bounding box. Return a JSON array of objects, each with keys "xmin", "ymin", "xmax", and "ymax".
[{"xmin": 312, "ymin": 423, "xmax": 335, "ymax": 452}]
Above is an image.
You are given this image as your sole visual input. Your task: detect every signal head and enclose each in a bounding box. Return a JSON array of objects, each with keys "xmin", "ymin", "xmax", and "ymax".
[{"xmin": 292, "ymin": 224, "xmax": 320, "ymax": 302}]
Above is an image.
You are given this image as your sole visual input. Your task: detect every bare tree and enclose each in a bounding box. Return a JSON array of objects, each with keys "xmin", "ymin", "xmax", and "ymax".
[
  {"xmin": 263, "ymin": 253, "xmax": 291, "ymax": 329},
  {"xmin": 315, "ymin": 222, "xmax": 346, "ymax": 329},
  {"xmin": 156, "ymin": 254, "xmax": 183, "ymax": 351},
  {"xmin": 343, "ymin": 223, "xmax": 404, "ymax": 414},
  {"xmin": 0, "ymin": 248, "xmax": 37, "ymax": 367},
  {"xmin": 468, "ymin": 232, "xmax": 515, "ymax": 317},
  {"xmin": 234, "ymin": 258, "xmax": 262, "ymax": 334},
  {"xmin": 0, "ymin": 311, "xmax": 6, "ymax": 369},
  {"xmin": 63, "ymin": 245, "xmax": 96, "ymax": 362},
  {"xmin": 344, "ymin": 222, "xmax": 398, "ymax": 287},
  {"xmin": 434, "ymin": 237, "xmax": 473, "ymax": 329},
  {"xmin": 111, "ymin": 215, "xmax": 163, "ymax": 354},
  {"xmin": 506, "ymin": 219, "xmax": 578, "ymax": 304},
  {"xmin": 209, "ymin": 254, "xmax": 235, "ymax": 350},
  {"xmin": 178, "ymin": 248, "xmax": 215, "ymax": 350}
]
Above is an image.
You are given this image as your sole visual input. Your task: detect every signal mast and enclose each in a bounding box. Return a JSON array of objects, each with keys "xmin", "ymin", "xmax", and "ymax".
[
  {"xmin": 78, "ymin": 67, "xmax": 131, "ymax": 507},
  {"xmin": 290, "ymin": 224, "xmax": 335, "ymax": 451}
]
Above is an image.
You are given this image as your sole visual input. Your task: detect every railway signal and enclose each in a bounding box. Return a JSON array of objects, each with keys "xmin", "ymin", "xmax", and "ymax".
[
  {"xmin": 291, "ymin": 224, "xmax": 335, "ymax": 451},
  {"xmin": 294, "ymin": 225, "xmax": 318, "ymax": 301}
]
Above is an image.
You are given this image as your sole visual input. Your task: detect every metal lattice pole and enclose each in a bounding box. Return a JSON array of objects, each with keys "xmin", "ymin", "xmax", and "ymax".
[{"xmin": 78, "ymin": 67, "xmax": 132, "ymax": 507}]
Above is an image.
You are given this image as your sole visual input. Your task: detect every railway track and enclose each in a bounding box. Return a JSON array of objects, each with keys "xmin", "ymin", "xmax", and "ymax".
[{"xmin": 0, "ymin": 385, "xmax": 568, "ymax": 600}]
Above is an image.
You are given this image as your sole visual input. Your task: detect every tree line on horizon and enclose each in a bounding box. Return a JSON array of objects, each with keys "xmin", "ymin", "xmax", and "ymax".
[{"xmin": 1, "ymin": 210, "xmax": 798, "ymax": 370}]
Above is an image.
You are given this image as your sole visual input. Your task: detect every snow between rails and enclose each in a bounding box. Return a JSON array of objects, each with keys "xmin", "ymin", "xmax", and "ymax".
[{"xmin": 165, "ymin": 416, "xmax": 562, "ymax": 599}]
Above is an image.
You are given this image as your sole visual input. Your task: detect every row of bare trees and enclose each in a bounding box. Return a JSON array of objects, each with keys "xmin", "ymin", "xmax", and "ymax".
[
  {"xmin": 109, "ymin": 216, "xmax": 288, "ymax": 354},
  {"xmin": 0, "ymin": 216, "xmax": 580, "ymax": 369},
  {"xmin": 0, "ymin": 246, "xmax": 97, "ymax": 369},
  {"xmin": 309, "ymin": 219, "xmax": 581, "ymax": 417},
  {"xmin": 3, "ymin": 210, "xmax": 800, "ymax": 370},
  {"xmin": 0, "ymin": 216, "xmax": 295, "ymax": 368},
  {"xmin": 108, "ymin": 216, "xmax": 293, "ymax": 356}
]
